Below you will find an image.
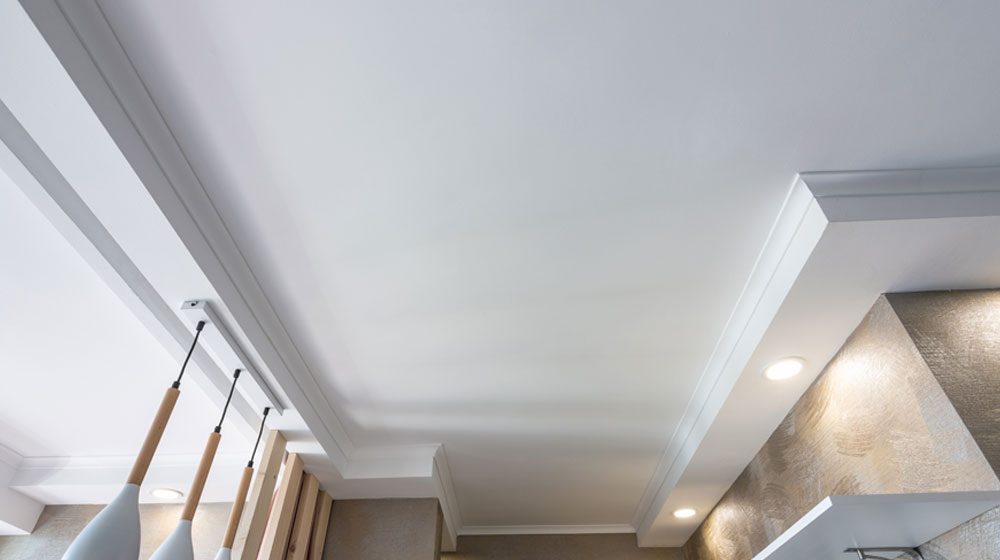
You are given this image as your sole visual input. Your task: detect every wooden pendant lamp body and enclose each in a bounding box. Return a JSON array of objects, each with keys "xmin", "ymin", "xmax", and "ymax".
[
  {"xmin": 214, "ymin": 408, "xmax": 270, "ymax": 560},
  {"xmin": 213, "ymin": 465, "xmax": 254, "ymax": 560},
  {"xmin": 150, "ymin": 370, "xmax": 240, "ymax": 560},
  {"xmin": 61, "ymin": 322, "xmax": 205, "ymax": 560}
]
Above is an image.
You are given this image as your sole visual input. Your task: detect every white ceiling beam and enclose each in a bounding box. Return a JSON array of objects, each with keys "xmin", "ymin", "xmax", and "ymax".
[{"xmin": 635, "ymin": 166, "xmax": 1000, "ymax": 546}]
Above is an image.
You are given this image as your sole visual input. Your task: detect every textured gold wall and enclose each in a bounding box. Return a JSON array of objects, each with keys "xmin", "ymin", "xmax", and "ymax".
[
  {"xmin": 0, "ymin": 503, "xmax": 230, "ymax": 559},
  {"xmin": 443, "ymin": 534, "xmax": 684, "ymax": 560},
  {"xmin": 887, "ymin": 290, "xmax": 1000, "ymax": 473},
  {"xmin": 683, "ymin": 296, "xmax": 1000, "ymax": 560}
]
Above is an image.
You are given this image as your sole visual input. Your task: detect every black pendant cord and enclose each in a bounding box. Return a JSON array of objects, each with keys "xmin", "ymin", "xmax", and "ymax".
[
  {"xmin": 173, "ymin": 321, "xmax": 206, "ymax": 388},
  {"xmin": 248, "ymin": 407, "xmax": 270, "ymax": 468},
  {"xmin": 215, "ymin": 369, "xmax": 241, "ymax": 433}
]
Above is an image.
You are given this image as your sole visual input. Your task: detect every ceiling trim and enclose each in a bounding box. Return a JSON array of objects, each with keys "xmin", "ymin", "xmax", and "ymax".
[
  {"xmin": 631, "ymin": 176, "xmax": 827, "ymax": 533},
  {"xmin": 459, "ymin": 524, "xmax": 636, "ymax": 536},
  {"xmin": 636, "ymin": 166, "xmax": 1000, "ymax": 546},
  {"xmin": 0, "ymin": 442, "xmax": 21, "ymax": 471},
  {"xmin": 9, "ymin": 452, "xmax": 246, "ymax": 506}
]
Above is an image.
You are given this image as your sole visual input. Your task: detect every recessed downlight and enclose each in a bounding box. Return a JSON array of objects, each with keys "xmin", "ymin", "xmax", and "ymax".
[
  {"xmin": 150, "ymin": 488, "xmax": 184, "ymax": 500},
  {"xmin": 673, "ymin": 508, "xmax": 697, "ymax": 519},
  {"xmin": 763, "ymin": 357, "xmax": 805, "ymax": 381}
]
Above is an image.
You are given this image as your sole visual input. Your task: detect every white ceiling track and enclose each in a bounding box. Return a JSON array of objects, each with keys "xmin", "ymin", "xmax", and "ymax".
[{"xmin": 180, "ymin": 300, "xmax": 284, "ymax": 415}]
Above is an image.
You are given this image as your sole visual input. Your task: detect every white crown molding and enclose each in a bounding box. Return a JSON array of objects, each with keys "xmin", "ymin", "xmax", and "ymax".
[
  {"xmin": 9, "ymin": 452, "xmax": 247, "ymax": 505},
  {"xmin": 14, "ymin": 453, "xmax": 247, "ymax": 472},
  {"xmin": 460, "ymin": 524, "xmax": 636, "ymax": 536},
  {"xmin": 0, "ymin": 442, "xmax": 23, "ymax": 470},
  {"xmin": 635, "ymin": 166, "xmax": 1000, "ymax": 546}
]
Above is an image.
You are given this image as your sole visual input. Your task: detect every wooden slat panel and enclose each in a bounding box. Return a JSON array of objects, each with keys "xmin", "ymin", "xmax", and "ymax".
[
  {"xmin": 235, "ymin": 430, "xmax": 287, "ymax": 560},
  {"xmin": 286, "ymin": 473, "xmax": 320, "ymax": 559},
  {"xmin": 309, "ymin": 493, "xmax": 333, "ymax": 560},
  {"xmin": 260, "ymin": 452, "xmax": 304, "ymax": 560}
]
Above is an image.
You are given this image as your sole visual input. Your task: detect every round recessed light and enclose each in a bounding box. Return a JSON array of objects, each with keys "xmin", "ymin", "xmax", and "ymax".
[
  {"xmin": 673, "ymin": 508, "xmax": 697, "ymax": 519},
  {"xmin": 150, "ymin": 488, "xmax": 184, "ymax": 500},
  {"xmin": 763, "ymin": 357, "xmax": 805, "ymax": 381}
]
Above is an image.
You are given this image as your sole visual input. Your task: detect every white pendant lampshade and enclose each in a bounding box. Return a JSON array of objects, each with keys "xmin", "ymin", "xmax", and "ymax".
[
  {"xmin": 214, "ymin": 407, "xmax": 270, "ymax": 560},
  {"xmin": 149, "ymin": 520, "xmax": 194, "ymax": 560},
  {"xmin": 61, "ymin": 322, "xmax": 205, "ymax": 560},
  {"xmin": 60, "ymin": 484, "xmax": 140, "ymax": 560},
  {"xmin": 151, "ymin": 370, "xmax": 241, "ymax": 560}
]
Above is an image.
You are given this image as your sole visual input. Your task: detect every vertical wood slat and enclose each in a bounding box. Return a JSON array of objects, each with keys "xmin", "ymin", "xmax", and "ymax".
[
  {"xmin": 286, "ymin": 473, "xmax": 320, "ymax": 559},
  {"xmin": 309, "ymin": 492, "xmax": 333, "ymax": 560},
  {"xmin": 261, "ymin": 452, "xmax": 305, "ymax": 560},
  {"xmin": 236, "ymin": 430, "xmax": 287, "ymax": 560}
]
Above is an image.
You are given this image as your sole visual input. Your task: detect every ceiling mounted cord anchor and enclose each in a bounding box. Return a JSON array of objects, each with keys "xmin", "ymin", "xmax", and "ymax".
[{"xmin": 846, "ymin": 547, "xmax": 925, "ymax": 560}]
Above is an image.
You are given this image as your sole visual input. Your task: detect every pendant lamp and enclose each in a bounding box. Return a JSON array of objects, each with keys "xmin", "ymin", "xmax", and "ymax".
[
  {"xmin": 214, "ymin": 407, "xmax": 270, "ymax": 560},
  {"xmin": 150, "ymin": 369, "xmax": 241, "ymax": 560},
  {"xmin": 61, "ymin": 321, "xmax": 206, "ymax": 560}
]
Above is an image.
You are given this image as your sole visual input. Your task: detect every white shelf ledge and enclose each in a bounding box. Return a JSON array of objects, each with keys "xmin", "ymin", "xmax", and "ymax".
[{"xmin": 752, "ymin": 491, "xmax": 1000, "ymax": 560}]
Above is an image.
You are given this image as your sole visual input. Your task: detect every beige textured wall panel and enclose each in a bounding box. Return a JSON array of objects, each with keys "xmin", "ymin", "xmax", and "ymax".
[
  {"xmin": 0, "ymin": 503, "xmax": 230, "ymax": 559},
  {"xmin": 324, "ymin": 498, "xmax": 440, "ymax": 560},
  {"xmin": 919, "ymin": 506, "xmax": 1000, "ymax": 560},
  {"xmin": 443, "ymin": 534, "xmax": 684, "ymax": 560},
  {"xmin": 683, "ymin": 296, "xmax": 1000, "ymax": 560},
  {"xmin": 887, "ymin": 290, "xmax": 1000, "ymax": 474}
]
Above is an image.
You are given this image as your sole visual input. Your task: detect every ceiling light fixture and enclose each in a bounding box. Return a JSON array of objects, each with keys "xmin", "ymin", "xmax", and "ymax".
[
  {"xmin": 673, "ymin": 508, "xmax": 697, "ymax": 519},
  {"xmin": 213, "ymin": 407, "xmax": 271, "ymax": 560},
  {"xmin": 150, "ymin": 488, "xmax": 184, "ymax": 501},
  {"xmin": 763, "ymin": 357, "xmax": 805, "ymax": 381},
  {"xmin": 151, "ymin": 369, "xmax": 241, "ymax": 560},
  {"xmin": 61, "ymin": 321, "xmax": 206, "ymax": 560}
]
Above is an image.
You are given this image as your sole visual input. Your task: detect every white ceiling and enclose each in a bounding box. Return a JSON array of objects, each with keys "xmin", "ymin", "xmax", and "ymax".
[
  {"xmin": 84, "ymin": 0, "xmax": 1000, "ymax": 531},
  {"xmin": 0, "ymin": 166, "xmax": 249, "ymax": 458}
]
